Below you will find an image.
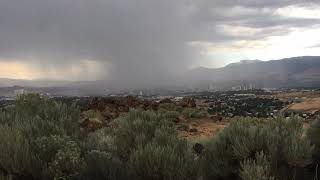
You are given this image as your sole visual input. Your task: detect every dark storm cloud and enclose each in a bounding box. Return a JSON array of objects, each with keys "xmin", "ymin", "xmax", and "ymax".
[
  {"xmin": 0, "ymin": 0, "xmax": 198, "ymax": 84},
  {"xmin": 0, "ymin": 0, "xmax": 320, "ymax": 84}
]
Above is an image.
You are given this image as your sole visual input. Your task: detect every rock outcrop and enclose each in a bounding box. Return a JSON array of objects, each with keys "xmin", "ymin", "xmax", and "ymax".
[{"xmin": 179, "ymin": 97, "xmax": 196, "ymax": 108}]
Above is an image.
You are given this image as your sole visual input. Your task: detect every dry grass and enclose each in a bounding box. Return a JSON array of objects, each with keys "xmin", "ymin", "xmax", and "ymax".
[
  {"xmin": 176, "ymin": 117, "xmax": 312, "ymax": 142},
  {"xmin": 288, "ymin": 97, "xmax": 320, "ymax": 114},
  {"xmin": 177, "ymin": 118, "xmax": 229, "ymax": 142},
  {"xmin": 302, "ymin": 122, "xmax": 310, "ymax": 138}
]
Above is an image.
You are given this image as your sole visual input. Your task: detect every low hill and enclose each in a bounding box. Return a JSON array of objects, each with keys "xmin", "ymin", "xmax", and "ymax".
[{"xmin": 186, "ymin": 56, "xmax": 320, "ymax": 88}]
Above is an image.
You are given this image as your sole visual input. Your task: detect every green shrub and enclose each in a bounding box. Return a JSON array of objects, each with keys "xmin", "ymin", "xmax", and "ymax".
[
  {"xmin": 83, "ymin": 110, "xmax": 98, "ymax": 119},
  {"xmin": 34, "ymin": 135, "xmax": 85, "ymax": 179},
  {"xmin": 0, "ymin": 125, "xmax": 42, "ymax": 179},
  {"xmin": 164, "ymin": 111, "xmax": 179, "ymax": 119},
  {"xmin": 163, "ymin": 111, "xmax": 180, "ymax": 122},
  {"xmin": 83, "ymin": 110, "xmax": 107, "ymax": 122},
  {"xmin": 79, "ymin": 127, "xmax": 126, "ymax": 180},
  {"xmin": 81, "ymin": 150, "xmax": 126, "ymax": 180},
  {"xmin": 202, "ymin": 117, "xmax": 314, "ymax": 180},
  {"xmin": 0, "ymin": 94, "xmax": 83, "ymax": 179},
  {"xmin": 0, "ymin": 175, "xmax": 13, "ymax": 180},
  {"xmin": 0, "ymin": 95, "xmax": 199, "ymax": 180},
  {"xmin": 177, "ymin": 123, "xmax": 189, "ymax": 131},
  {"xmin": 110, "ymin": 111, "xmax": 198, "ymax": 180},
  {"xmin": 191, "ymin": 110, "xmax": 208, "ymax": 118},
  {"xmin": 182, "ymin": 108, "xmax": 196, "ymax": 119},
  {"xmin": 308, "ymin": 117, "xmax": 320, "ymax": 163},
  {"xmin": 175, "ymin": 106, "xmax": 183, "ymax": 113},
  {"xmin": 110, "ymin": 111, "xmax": 175, "ymax": 160},
  {"xmin": 240, "ymin": 151, "xmax": 274, "ymax": 180},
  {"xmin": 7, "ymin": 94, "xmax": 317, "ymax": 180},
  {"xmin": 182, "ymin": 108, "xmax": 207, "ymax": 119},
  {"xmin": 82, "ymin": 128, "xmax": 116, "ymax": 153},
  {"xmin": 130, "ymin": 141, "xmax": 197, "ymax": 180},
  {"xmin": 0, "ymin": 94, "xmax": 81, "ymax": 138},
  {"xmin": 307, "ymin": 116, "xmax": 320, "ymax": 179},
  {"xmin": 158, "ymin": 103, "xmax": 178, "ymax": 112}
]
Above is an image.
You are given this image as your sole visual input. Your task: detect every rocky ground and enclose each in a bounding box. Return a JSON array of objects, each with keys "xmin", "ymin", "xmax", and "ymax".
[
  {"xmin": 79, "ymin": 96, "xmax": 200, "ymax": 131},
  {"xmin": 79, "ymin": 91, "xmax": 320, "ymax": 139},
  {"xmin": 177, "ymin": 118, "xmax": 229, "ymax": 142}
]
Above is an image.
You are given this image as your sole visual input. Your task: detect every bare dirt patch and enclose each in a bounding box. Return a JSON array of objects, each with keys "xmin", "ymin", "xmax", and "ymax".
[
  {"xmin": 288, "ymin": 97, "xmax": 320, "ymax": 114},
  {"xmin": 177, "ymin": 118, "xmax": 229, "ymax": 142}
]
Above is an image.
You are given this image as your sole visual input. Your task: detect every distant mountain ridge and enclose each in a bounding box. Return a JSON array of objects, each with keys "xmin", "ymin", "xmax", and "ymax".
[
  {"xmin": 186, "ymin": 56, "xmax": 320, "ymax": 88},
  {"xmin": 225, "ymin": 60, "xmax": 263, "ymax": 68},
  {"xmin": 1, "ymin": 56, "xmax": 320, "ymax": 93},
  {"xmin": 0, "ymin": 78, "xmax": 77, "ymax": 88}
]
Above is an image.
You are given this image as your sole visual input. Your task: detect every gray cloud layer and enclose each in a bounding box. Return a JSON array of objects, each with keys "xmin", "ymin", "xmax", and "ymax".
[{"xmin": 1, "ymin": 0, "xmax": 320, "ymax": 85}]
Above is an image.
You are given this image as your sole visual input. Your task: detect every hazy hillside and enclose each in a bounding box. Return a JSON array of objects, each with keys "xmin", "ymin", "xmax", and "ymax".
[
  {"xmin": 1, "ymin": 56, "xmax": 320, "ymax": 93},
  {"xmin": 187, "ymin": 56, "xmax": 320, "ymax": 88},
  {"xmin": 0, "ymin": 79, "xmax": 110, "ymax": 96},
  {"xmin": 0, "ymin": 78, "xmax": 75, "ymax": 88}
]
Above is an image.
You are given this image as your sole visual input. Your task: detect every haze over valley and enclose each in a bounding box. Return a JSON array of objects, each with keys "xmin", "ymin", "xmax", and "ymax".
[{"xmin": 1, "ymin": 56, "xmax": 320, "ymax": 96}]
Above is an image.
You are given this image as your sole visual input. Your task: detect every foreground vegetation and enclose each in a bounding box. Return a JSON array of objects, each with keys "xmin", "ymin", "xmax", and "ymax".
[{"xmin": 0, "ymin": 94, "xmax": 319, "ymax": 180}]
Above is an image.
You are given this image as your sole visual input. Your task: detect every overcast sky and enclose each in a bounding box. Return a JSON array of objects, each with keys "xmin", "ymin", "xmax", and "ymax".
[{"xmin": 1, "ymin": 0, "xmax": 320, "ymax": 81}]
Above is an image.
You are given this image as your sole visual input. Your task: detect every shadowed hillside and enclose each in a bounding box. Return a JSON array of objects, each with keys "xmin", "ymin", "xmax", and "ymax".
[{"xmin": 187, "ymin": 56, "xmax": 320, "ymax": 88}]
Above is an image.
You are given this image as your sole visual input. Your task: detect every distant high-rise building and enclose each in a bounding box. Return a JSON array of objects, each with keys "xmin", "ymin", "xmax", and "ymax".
[{"xmin": 208, "ymin": 83, "xmax": 215, "ymax": 91}]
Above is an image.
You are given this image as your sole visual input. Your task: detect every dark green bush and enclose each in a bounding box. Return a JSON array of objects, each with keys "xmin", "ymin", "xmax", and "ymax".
[
  {"xmin": 307, "ymin": 116, "xmax": 320, "ymax": 179},
  {"xmin": 109, "ymin": 111, "xmax": 175, "ymax": 160},
  {"xmin": 191, "ymin": 110, "xmax": 208, "ymax": 118},
  {"xmin": 83, "ymin": 109, "xmax": 98, "ymax": 119},
  {"xmin": 130, "ymin": 141, "xmax": 197, "ymax": 180},
  {"xmin": 79, "ymin": 127, "xmax": 126, "ymax": 180},
  {"xmin": 202, "ymin": 117, "xmax": 314, "ymax": 180},
  {"xmin": 158, "ymin": 103, "xmax": 178, "ymax": 112},
  {"xmin": 0, "ymin": 175, "xmax": 13, "ymax": 180},
  {"xmin": 0, "ymin": 94, "xmax": 81, "ymax": 138},
  {"xmin": 0, "ymin": 100, "xmax": 198, "ymax": 180},
  {"xmin": 308, "ymin": 117, "xmax": 320, "ymax": 163},
  {"xmin": 34, "ymin": 135, "xmax": 85, "ymax": 179},
  {"xmin": 163, "ymin": 111, "xmax": 180, "ymax": 123},
  {"xmin": 0, "ymin": 125, "xmax": 42, "ymax": 179},
  {"xmin": 182, "ymin": 108, "xmax": 196, "ymax": 119},
  {"xmin": 163, "ymin": 111, "xmax": 179, "ymax": 119},
  {"xmin": 240, "ymin": 151, "xmax": 274, "ymax": 180},
  {"xmin": 182, "ymin": 108, "xmax": 208, "ymax": 119},
  {"xmin": 81, "ymin": 150, "xmax": 126, "ymax": 180},
  {"xmin": 0, "ymin": 94, "xmax": 83, "ymax": 179},
  {"xmin": 110, "ymin": 111, "xmax": 198, "ymax": 180},
  {"xmin": 82, "ymin": 128, "xmax": 116, "ymax": 153},
  {"xmin": 177, "ymin": 123, "xmax": 189, "ymax": 131}
]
